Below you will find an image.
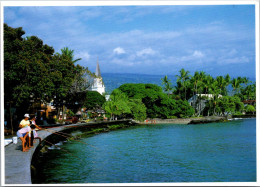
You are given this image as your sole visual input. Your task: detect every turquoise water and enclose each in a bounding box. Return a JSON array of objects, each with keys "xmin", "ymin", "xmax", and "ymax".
[{"xmin": 37, "ymin": 119, "xmax": 256, "ymax": 183}]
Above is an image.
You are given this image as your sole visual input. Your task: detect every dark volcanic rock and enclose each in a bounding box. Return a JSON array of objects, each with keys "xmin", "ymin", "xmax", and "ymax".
[{"xmin": 188, "ymin": 116, "xmax": 226, "ymax": 125}]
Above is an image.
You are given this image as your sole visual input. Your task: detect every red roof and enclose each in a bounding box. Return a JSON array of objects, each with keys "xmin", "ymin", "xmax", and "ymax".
[{"xmin": 243, "ymin": 100, "xmax": 256, "ymax": 104}]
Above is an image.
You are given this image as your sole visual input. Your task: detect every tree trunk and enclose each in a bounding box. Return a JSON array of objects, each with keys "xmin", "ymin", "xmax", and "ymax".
[
  {"xmin": 9, "ymin": 103, "xmax": 14, "ymax": 135},
  {"xmin": 184, "ymin": 85, "xmax": 186, "ymax": 100},
  {"xmin": 62, "ymin": 105, "xmax": 65, "ymax": 120},
  {"xmin": 57, "ymin": 107, "xmax": 60, "ymax": 120}
]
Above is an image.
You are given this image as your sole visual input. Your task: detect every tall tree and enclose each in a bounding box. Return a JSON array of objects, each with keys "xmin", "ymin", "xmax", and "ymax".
[
  {"xmin": 161, "ymin": 75, "xmax": 172, "ymax": 97},
  {"xmin": 176, "ymin": 68, "xmax": 190, "ymax": 100},
  {"xmin": 103, "ymin": 89, "xmax": 131, "ymax": 120},
  {"xmin": 231, "ymin": 78, "xmax": 242, "ymax": 95},
  {"xmin": 83, "ymin": 91, "xmax": 106, "ymax": 111},
  {"xmin": 240, "ymin": 83, "xmax": 256, "ymax": 100},
  {"xmin": 118, "ymin": 83, "xmax": 194, "ymax": 119},
  {"xmin": 216, "ymin": 76, "xmax": 228, "ymax": 96},
  {"xmin": 203, "ymin": 75, "xmax": 214, "ymax": 94},
  {"xmin": 4, "ymin": 24, "xmax": 55, "ymax": 132},
  {"xmin": 208, "ymin": 80, "xmax": 222, "ymax": 115},
  {"xmin": 60, "ymin": 47, "xmax": 82, "ymax": 63}
]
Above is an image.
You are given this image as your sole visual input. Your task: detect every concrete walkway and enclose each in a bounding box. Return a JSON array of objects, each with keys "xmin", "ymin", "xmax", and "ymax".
[{"xmin": 4, "ymin": 124, "xmax": 80, "ymax": 184}]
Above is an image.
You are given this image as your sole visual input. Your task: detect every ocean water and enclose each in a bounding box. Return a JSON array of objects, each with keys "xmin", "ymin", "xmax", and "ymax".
[
  {"xmin": 102, "ymin": 73, "xmax": 177, "ymax": 94},
  {"xmin": 36, "ymin": 118, "xmax": 256, "ymax": 183},
  {"xmin": 101, "ymin": 73, "xmax": 255, "ymax": 94}
]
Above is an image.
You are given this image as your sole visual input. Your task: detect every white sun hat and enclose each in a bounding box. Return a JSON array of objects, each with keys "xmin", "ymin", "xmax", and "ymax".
[{"xmin": 24, "ymin": 114, "xmax": 30, "ymax": 118}]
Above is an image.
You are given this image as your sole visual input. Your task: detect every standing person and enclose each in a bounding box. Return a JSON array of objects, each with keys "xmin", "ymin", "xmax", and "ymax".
[
  {"xmin": 17, "ymin": 114, "xmax": 31, "ymax": 152},
  {"xmin": 30, "ymin": 116, "xmax": 42, "ymax": 146}
]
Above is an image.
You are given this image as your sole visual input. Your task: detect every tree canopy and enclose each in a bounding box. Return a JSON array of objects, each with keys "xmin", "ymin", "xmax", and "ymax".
[
  {"xmin": 118, "ymin": 83, "xmax": 194, "ymax": 119},
  {"xmin": 4, "ymin": 23, "xmax": 94, "ymax": 131},
  {"xmin": 84, "ymin": 91, "xmax": 106, "ymax": 110}
]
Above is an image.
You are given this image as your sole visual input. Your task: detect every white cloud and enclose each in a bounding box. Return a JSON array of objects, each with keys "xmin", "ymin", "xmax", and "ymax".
[
  {"xmin": 4, "ymin": 6, "xmax": 254, "ymax": 77},
  {"xmin": 180, "ymin": 50, "xmax": 205, "ymax": 62},
  {"xmin": 228, "ymin": 49, "xmax": 238, "ymax": 56},
  {"xmin": 76, "ymin": 52, "xmax": 90, "ymax": 61},
  {"xmin": 219, "ymin": 56, "xmax": 250, "ymax": 64},
  {"xmin": 113, "ymin": 47, "xmax": 126, "ymax": 55},
  {"xmin": 192, "ymin": 50, "xmax": 204, "ymax": 58},
  {"xmin": 137, "ymin": 48, "xmax": 156, "ymax": 57}
]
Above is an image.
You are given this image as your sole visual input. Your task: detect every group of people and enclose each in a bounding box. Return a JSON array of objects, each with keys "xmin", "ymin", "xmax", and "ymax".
[{"xmin": 17, "ymin": 114, "xmax": 42, "ymax": 152}]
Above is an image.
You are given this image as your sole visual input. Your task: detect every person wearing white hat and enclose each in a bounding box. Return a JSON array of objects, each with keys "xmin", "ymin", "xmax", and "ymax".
[{"xmin": 17, "ymin": 114, "xmax": 31, "ymax": 152}]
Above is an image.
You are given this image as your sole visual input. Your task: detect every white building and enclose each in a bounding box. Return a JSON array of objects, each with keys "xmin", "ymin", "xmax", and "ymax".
[
  {"xmin": 89, "ymin": 60, "xmax": 106, "ymax": 95},
  {"xmin": 188, "ymin": 94, "xmax": 222, "ymax": 113}
]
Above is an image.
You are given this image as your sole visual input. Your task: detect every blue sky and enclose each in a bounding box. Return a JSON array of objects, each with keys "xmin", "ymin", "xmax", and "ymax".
[{"xmin": 4, "ymin": 4, "xmax": 256, "ymax": 79}]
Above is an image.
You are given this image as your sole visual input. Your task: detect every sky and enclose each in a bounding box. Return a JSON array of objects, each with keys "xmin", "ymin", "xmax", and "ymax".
[{"xmin": 3, "ymin": 4, "xmax": 256, "ymax": 79}]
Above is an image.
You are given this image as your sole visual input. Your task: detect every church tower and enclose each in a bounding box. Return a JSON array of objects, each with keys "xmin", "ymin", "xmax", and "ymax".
[{"xmin": 91, "ymin": 59, "xmax": 105, "ymax": 95}]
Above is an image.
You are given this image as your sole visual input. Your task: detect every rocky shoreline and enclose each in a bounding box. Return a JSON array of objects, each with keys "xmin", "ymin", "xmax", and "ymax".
[
  {"xmin": 140, "ymin": 116, "xmax": 229, "ymax": 125},
  {"xmin": 140, "ymin": 115, "xmax": 256, "ymax": 125}
]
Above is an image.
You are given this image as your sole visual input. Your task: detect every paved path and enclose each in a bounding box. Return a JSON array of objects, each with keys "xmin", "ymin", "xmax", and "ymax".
[{"xmin": 4, "ymin": 125, "xmax": 69, "ymax": 184}]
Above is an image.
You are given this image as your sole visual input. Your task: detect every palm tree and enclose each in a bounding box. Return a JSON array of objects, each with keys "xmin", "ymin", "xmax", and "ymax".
[
  {"xmin": 241, "ymin": 83, "xmax": 256, "ymax": 100},
  {"xmin": 161, "ymin": 75, "xmax": 172, "ymax": 97},
  {"xmin": 231, "ymin": 78, "xmax": 242, "ymax": 95},
  {"xmin": 60, "ymin": 47, "xmax": 82, "ymax": 63},
  {"xmin": 216, "ymin": 76, "xmax": 226, "ymax": 96},
  {"xmin": 173, "ymin": 81, "xmax": 183, "ymax": 99},
  {"xmin": 203, "ymin": 75, "xmax": 214, "ymax": 94},
  {"xmin": 224, "ymin": 74, "xmax": 231, "ymax": 96},
  {"xmin": 198, "ymin": 71, "xmax": 206, "ymax": 93},
  {"xmin": 190, "ymin": 71, "xmax": 203, "ymax": 96},
  {"xmin": 208, "ymin": 80, "xmax": 221, "ymax": 115},
  {"xmin": 176, "ymin": 68, "xmax": 190, "ymax": 100}
]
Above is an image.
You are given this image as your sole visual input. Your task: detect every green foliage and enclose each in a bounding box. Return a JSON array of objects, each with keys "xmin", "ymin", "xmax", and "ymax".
[
  {"xmin": 4, "ymin": 23, "xmax": 93, "ymax": 127},
  {"xmin": 128, "ymin": 99, "xmax": 147, "ymax": 121},
  {"xmin": 239, "ymin": 83, "xmax": 256, "ymax": 101},
  {"xmin": 84, "ymin": 91, "xmax": 106, "ymax": 110},
  {"xmin": 245, "ymin": 105, "xmax": 256, "ymax": 114},
  {"xmin": 170, "ymin": 69, "xmax": 255, "ymax": 116},
  {"xmin": 174, "ymin": 99, "xmax": 195, "ymax": 118},
  {"xmin": 118, "ymin": 83, "xmax": 194, "ymax": 119},
  {"xmin": 4, "ymin": 24, "xmax": 55, "ymax": 109},
  {"xmin": 161, "ymin": 75, "xmax": 172, "ymax": 96},
  {"xmin": 108, "ymin": 124, "xmax": 122, "ymax": 130},
  {"xmin": 103, "ymin": 89, "xmax": 131, "ymax": 119},
  {"xmin": 204, "ymin": 96, "xmax": 244, "ymax": 116},
  {"xmin": 60, "ymin": 47, "xmax": 82, "ymax": 63},
  {"xmin": 66, "ymin": 110, "xmax": 75, "ymax": 117},
  {"xmin": 175, "ymin": 68, "xmax": 191, "ymax": 100}
]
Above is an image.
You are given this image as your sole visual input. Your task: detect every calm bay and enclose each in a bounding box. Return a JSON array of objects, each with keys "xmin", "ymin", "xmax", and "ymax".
[{"xmin": 36, "ymin": 118, "xmax": 256, "ymax": 183}]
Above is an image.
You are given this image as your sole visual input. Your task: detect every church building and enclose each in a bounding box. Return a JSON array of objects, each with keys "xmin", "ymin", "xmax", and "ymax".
[{"xmin": 90, "ymin": 60, "xmax": 105, "ymax": 95}]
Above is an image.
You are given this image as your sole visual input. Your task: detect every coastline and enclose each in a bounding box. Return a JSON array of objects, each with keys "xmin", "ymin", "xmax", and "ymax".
[
  {"xmin": 139, "ymin": 115, "xmax": 256, "ymax": 125},
  {"xmin": 140, "ymin": 116, "xmax": 233, "ymax": 125},
  {"xmin": 5, "ymin": 117, "xmax": 256, "ymax": 184}
]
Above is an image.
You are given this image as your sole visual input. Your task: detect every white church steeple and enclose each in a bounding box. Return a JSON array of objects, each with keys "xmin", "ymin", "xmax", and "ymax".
[{"xmin": 91, "ymin": 58, "xmax": 105, "ymax": 95}]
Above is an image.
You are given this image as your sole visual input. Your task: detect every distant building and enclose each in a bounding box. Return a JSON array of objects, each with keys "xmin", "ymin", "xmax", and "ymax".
[
  {"xmin": 105, "ymin": 95, "xmax": 110, "ymax": 101},
  {"xmin": 188, "ymin": 94, "xmax": 222, "ymax": 113},
  {"xmin": 89, "ymin": 59, "xmax": 106, "ymax": 95},
  {"xmin": 242, "ymin": 100, "xmax": 256, "ymax": 106}
]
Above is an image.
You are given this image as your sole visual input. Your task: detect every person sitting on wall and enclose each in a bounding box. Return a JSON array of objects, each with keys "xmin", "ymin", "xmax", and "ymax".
[
  {"xmin": 29, "ymin": 116, "xmax": 42, "ymax": 146},
  {"xmin": 17, "ymin": 114, "xmax": 31, "ymax": 152}
]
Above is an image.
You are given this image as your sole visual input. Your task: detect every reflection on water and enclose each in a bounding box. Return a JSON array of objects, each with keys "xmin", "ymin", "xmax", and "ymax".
[{"xmin": 36, "ymin": 119, "xmax": 256, "ymax": 183}]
